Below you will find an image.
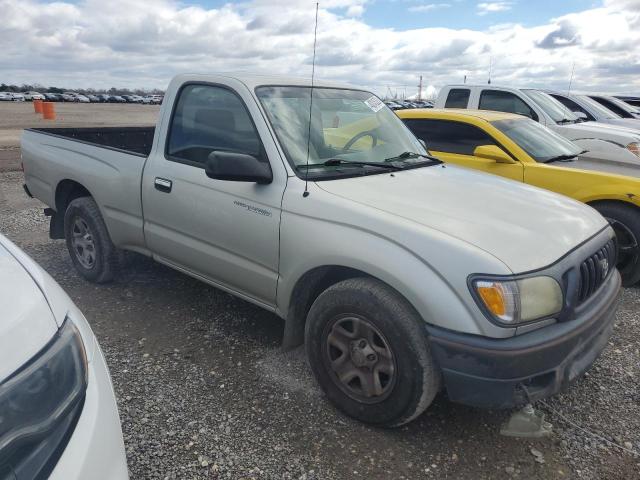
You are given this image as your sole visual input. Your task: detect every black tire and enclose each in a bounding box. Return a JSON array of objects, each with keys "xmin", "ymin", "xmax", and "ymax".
[
  {"xmin": 64, "ymin": 197, "xmax": 119, "ymax": 283},
  {"xmin": 305, "ymin": 277, "xmax": 440, "ymax": 427},
  {"xmin": 593, "ymin": 202, "xmax": 640, "ymax": 287}
]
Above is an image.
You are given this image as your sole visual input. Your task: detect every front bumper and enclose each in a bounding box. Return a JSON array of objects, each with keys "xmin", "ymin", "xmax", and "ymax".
[{"xmin": 427, "ymin": 270, "xmax": 621, "ymax": 409}]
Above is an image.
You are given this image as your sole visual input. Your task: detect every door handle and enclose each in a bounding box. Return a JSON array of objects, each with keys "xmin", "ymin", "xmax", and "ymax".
[{"xmin": 154, "ymin": 178, "xmax": 172, "ymax": 193}]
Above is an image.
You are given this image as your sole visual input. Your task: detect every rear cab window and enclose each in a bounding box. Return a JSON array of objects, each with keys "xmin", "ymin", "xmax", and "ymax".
[
  {"xmin": 479, "ymin": 90, "xmax": 538, "ymax": 121},
  {"xmin": 444, "ymin": 89, "xmax": 470, "ymax": 109}
]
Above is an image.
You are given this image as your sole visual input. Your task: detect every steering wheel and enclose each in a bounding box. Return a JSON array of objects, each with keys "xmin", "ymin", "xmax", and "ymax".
[{"xmin": 342, "ymin": 130, "xmax": 378, "ymax": 151}]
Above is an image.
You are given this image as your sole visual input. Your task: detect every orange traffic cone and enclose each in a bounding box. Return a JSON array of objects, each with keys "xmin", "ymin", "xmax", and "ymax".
[
  {"xmin": 42, "ymin": 102, "xmax": 56, "ymax": 120},
  {"xmin": 34, "ymin": 99, "xmax": 43, "ymax": 114}
]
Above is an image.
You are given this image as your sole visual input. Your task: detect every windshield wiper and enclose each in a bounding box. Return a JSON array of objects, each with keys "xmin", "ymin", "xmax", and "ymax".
[
  {"xmin": 544, "ymin": 150, "xmax": 588, "ymax": 163},
  {"xmin": 557, "ymin": 118, "xmax": 577, "ymax": 125},
  {"xmin": 383, "ymin": 151, "xmax": 442, "ymax": 164},
  {"xmin": 299, "ymin": 158, "xmax": 404, "ymax": 171}
]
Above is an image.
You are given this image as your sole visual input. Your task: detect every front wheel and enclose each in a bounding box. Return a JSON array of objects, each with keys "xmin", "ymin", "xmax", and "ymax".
[
  {"xmin": 305, "ymin": 278, "xmax": 440, "ymax": 427},
  {"xmin": 593, "ymin": 202, "xmax": 640, "ymax": 286}
]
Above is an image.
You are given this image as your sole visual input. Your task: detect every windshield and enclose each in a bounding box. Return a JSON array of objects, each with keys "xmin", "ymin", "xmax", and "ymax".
[
  {"xmin": 577, "ymin": 95, "xmax": 620, "ymax": 119},
  {"xmin": 524, "ymin": 90, "xmax": 578, "ymax": 123},
  {"xmin": 255, "ymin": 86, "xmax": 427, "ymax": 176},
  {"xmin": 492, "ymin": 118, "xmax": 582, "ymax": 162},
  {"xmin": 606, "ymin": 96, "xmax": 640, "ymax": 114}
]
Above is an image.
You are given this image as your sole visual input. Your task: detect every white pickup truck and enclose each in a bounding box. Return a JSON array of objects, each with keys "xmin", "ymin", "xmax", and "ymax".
[
  {"xmin": 22, "ymin": 74, "xmax": 620, "ymax": 426},
  {"xmin": 436, "ymin": 85, "xmax": 640, "ymax": 177}
]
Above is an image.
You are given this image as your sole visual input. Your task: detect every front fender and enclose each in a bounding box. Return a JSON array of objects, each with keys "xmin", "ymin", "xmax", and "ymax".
[
  {"xmin": 277, "ymin": 210, "xmax": 515, "ymax": 340},
  {"xmin": 525, "ymin": 163, "xmax": 640, "ymax": 208}
]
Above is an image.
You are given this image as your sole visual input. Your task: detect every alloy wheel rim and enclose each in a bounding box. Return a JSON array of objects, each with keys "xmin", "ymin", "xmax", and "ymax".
[
  {"xmin": 323, "ymin": 314, "xmax": 396, "ymax": 404},
  {"xmin": 71, "ymin": 217, "xmax": 96, "ymax": 269}
]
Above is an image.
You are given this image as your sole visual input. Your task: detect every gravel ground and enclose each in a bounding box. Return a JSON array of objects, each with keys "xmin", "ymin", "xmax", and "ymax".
[{"xmin": 1, "ymin": 148, "xmax": 640, "ymax": 476}]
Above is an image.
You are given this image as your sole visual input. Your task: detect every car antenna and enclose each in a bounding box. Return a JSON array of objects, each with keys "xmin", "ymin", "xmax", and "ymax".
[
  {"xmin": 303, "ymin": 2, "xmax": 319, "ymax": 198},
  {"xmin": 567, "ymin": 61, "xmax": 575, "ymax": 95},
  {"xmin": 559, "ymin": 61, "xmax": 577, "ymax": 120}
]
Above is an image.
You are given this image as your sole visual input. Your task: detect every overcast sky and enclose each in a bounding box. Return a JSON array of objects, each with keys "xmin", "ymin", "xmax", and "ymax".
[{"xmin": 1, "ymin": 0, "xmax": 639, "ymax": 95}]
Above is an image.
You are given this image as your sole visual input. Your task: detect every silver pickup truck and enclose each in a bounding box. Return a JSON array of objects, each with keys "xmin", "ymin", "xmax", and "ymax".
[{"xmin": 22, "ymin": 74, "xmax": 621, "ymax": 427}]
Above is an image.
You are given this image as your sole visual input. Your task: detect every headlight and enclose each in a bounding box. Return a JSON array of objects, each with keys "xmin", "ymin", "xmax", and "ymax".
[
  {"xmin": 0, "ymin": 320, "xmax": 87, "ymax": 473},
  {"xmin": 472, "ymin": 276, "xmax": 563, "ymax": 326},
  {"xmin": 627, "ymin": 142, "xmax": 640, "ymax": 158}
]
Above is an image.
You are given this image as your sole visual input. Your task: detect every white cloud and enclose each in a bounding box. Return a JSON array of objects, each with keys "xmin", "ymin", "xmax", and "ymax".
[
  {"xmin": 408, "ymin": 3, "xmax": 452, "ymax": 13},
  {"xmin": 0, "ymin": 0, "xmax": 638, "ymax": 95},
  {"xmin": 477, "ymin": 2, "xmax": 513, "ymax": 16},
  {"xmin": 346, "ymin": 4, "xmax": 365, "ymax": 16}
]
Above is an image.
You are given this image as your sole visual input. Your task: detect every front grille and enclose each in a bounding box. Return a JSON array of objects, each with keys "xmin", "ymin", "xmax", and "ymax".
[{"xmin": 577, "ymin": 239, "xmax": 617, "ymax": 304}]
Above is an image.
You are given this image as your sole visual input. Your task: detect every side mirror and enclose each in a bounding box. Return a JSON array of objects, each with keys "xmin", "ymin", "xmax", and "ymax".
[
  {"xmin": 473, "ymin": 145, "xmax": 514, "ymax": 164},
  {"xmin": 418, "ymin": 139, "xmax": 427, "ymax": 150},
  {"xmin": 205, "ymin": 151, "xmax": 272, "ymax": 184},
  {"xmin": 574, "ymin": 111, "xmax": 588, "ymax": 120}
]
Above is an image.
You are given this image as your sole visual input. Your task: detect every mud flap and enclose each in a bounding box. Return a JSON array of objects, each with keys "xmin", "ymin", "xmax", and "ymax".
[{"xmin": 46, "ymin": 208, "xmax": 65, "ymax": 239}]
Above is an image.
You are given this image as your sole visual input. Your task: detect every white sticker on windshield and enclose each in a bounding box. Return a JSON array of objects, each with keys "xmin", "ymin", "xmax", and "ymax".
[{"xmin": 364, "ymin": 96, "xmax": 384, "ymax": 113}]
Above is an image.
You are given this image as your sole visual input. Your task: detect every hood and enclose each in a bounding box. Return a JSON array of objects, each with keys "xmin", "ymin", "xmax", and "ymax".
[
  {"xmin": 0, "ymin": 242, "xmax": 58, "ymax": 382},
  {"xmin": 604, "ymin": 118, "xmax": 640, "ymax": 132},
  {"xmin": 316, "ymin": 165, "xmax": 608, "ymax": 273},
  {"xmin": 558, "ymin": 121, "xmax": 640, "ymax": 143}
]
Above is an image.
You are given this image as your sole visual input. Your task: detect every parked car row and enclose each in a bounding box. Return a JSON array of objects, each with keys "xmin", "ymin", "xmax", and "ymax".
[
  {"xmin": 385, "ymin": 99, "xmax": 434, "ymax": 110},
  {"xmin": 435, "ymin": 85, "xmax": 640, "ymax": 177},
  {"xmin": 0, "ymin": 91, "xmax": 163, "ymax": 104},
  {"xmin": 0, "ymin": 92, "xmax": 25, "ymax": 101}
]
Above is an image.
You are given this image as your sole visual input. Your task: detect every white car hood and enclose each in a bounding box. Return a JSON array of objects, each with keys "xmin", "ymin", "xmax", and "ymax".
[
  {"xmin": 603, "ymin": 119, "xmax": 640, "ymax": 132},
  {"xmin": 558, "ymin": 121, "xmax": 640, "ymax": 143},
  {"xmin": 0, "ymin": 242, "xmax": 58, "ymax": 382},
  {"xmin": 317, "ymin": 165, "xmax": 608, "ymax": 273}
]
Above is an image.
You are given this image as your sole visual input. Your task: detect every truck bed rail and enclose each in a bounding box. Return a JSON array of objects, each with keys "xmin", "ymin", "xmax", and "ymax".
[{"xmin": 27, "ymin": 126, "xmax": 155, "ymax": 157}]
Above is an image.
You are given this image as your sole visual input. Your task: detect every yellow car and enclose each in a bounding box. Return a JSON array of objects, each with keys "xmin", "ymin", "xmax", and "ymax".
[{"xmin": 398, "ymin": 108, "xmax": 640, "ymax": 286}]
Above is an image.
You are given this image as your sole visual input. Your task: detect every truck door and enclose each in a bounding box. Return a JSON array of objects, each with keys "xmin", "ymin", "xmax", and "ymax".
[
  {"xmin": 403, "ymin": 118, "xmax": 523, "ymax": 181},
  {"xmin": 141, "ymin": 83, "xmax": 285, "ymax": 308}
]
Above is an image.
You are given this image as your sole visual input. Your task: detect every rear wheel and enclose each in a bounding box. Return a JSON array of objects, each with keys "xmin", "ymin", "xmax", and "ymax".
[
  {"xmin": 593, "ymin": 202, "xmax": 640, "ymax": 286},
  {"xmin": 305, "ymin": 277, "xmax": 440, "ymax": 427},
  {"xmin": 64, "ymin": 197, "xmax": 119, "ymax": 283}
]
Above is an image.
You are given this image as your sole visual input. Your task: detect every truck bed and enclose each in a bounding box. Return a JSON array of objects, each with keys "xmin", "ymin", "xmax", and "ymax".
[
  {"xmin": 21, "ymin": 126, "xmax": 152, "ymax": 252},
  {"xmin": 28, "ymin": 126, "xmax": 155, "ymax": 157}
]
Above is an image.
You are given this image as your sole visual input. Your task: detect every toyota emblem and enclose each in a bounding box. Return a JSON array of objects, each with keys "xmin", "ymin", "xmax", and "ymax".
[{"xmin": 599, "ymin": 257, "xmax": 609, "ymax": 277}]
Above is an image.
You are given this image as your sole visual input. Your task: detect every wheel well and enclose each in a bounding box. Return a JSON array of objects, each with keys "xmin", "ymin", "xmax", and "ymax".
[
  {"xmin": 55, "ymin": 180, "xmax": 91, "ymax": 212},
  {"xmin": 588, "ymin": 199, "xmax": 640, "ymax": 212},
  {"xmin": 50, "ymin": 180, "xmax": 92, "ymax": 238},
  {"xmin": 282, "ymin": 266, "xmax": 371, "ymax": 350}
]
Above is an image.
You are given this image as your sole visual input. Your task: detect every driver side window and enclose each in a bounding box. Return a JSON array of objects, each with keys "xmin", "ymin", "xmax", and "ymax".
[{"xmin": 166, "ymin": 84, "xmax": 262, "ymax": 166}]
